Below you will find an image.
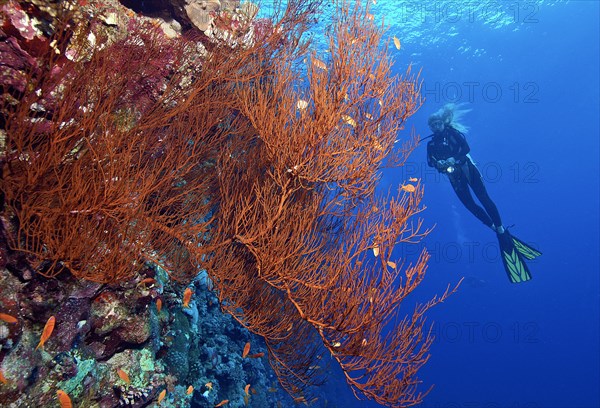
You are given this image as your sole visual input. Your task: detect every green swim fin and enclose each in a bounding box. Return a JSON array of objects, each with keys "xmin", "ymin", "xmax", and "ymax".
[
  {"xmin": 497, "ymin": 231, "xmax": 533, "ymax": 283},
  {"xmin": 510, "ymin": 234, "xmax": 542, "ymax": 260}
]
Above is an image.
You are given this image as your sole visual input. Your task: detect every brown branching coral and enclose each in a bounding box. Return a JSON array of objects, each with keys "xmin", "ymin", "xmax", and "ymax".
[
  {"xmin": 1, "ymin": 16, "xmax": 223, "ymax": 281},
  {"xmin": 1, "ymin": 1, "xmax": 457, "ymax": 407}
]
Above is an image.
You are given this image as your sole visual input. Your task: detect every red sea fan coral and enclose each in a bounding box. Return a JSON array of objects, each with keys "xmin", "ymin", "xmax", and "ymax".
[
  {"xmin": 1, "ymin": 6, "xmax": 222, "ymax": 282},
  {"xmin": 1, "ymin": 1, "xmax": 457, "ymax": 407}
]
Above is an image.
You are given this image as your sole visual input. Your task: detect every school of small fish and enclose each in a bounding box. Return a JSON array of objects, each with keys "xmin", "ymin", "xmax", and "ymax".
[{"xmin": 0, "ymin": 280, "xmax": 276, "ymax": 406}]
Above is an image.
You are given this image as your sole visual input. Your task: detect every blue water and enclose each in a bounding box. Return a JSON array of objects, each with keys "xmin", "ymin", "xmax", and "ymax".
[{"xmin": 318, "ymin": 1, "xmax": 600, "ymax": 407}]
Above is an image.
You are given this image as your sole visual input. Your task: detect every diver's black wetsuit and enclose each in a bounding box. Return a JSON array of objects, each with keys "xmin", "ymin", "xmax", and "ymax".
[{"xmin": 426, "ymin": 126, "xmax": 502, "ymax": 228}]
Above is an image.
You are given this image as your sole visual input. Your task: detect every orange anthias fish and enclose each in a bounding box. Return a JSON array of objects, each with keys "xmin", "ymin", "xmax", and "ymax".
[
  {"xmin": 157, "ymin": 389, "xmax": 167, "ymax": 403},
  {"xmin": 215, "ymin": 400, "xmax": 229, "ymax": 407},
  {"xmin": 186, "ymin": 385, "xmax": 194, "ymax": 395},
  {"xmin": 156, "ymin": 298, "xmax": 162, "ymax": 313},
  {"xmin": 244, "ymin": 384, "xmax": 251, "ymax": 396},
  {"xmin": 36, "ymin": 316, "xmax": 56, "ymax": 350},
  {"xmin": 312, "ymin": 58, "xmax": 327, "ymax": 71},
  {"xmin": 117, "ymin": 368, "xmax": 130, "ymax": 384},
  {"xmin": 137, "ymin": 277, "xmax": 156, "ymax": 287},
  {"xmin": 56, "ymin": 390, "xmax": 72, "ymax": 408},
  {"xmin": 0, "ymin": 313, "xmax": 18, "ymax": 324},
  {"xmin": 341, "ymin": 115, "xmax": 357, "ymax": 128},
  {"xmin": 0, "ymin": 370, "xmax": 8, "ymax": 384},
  {"xmin": 401, "ymin": 184, "xmax": 416, "ymax": 193},
  {"xmin": 296, "ymin": 99, "xmax": 309, "ymax": 110},
  {"xmin": 182, "ymin": 288, "xmax": 193, "ymax": 308},
  {"xmin": 242, "ymin": 342, "xmax": 251, "ymax": 358},
  {"xmin": 294, "ymin": 396, "xmax": 307, "ymax": 404},
  {"xmin": 247, "ymin": 352, "xmax": 264, "ymax": 359}
]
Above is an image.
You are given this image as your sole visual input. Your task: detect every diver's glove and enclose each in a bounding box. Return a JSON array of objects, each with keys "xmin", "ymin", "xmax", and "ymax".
[{"xmin": 434, "ymin": 161, "xmax": 445, "ymax": 173}]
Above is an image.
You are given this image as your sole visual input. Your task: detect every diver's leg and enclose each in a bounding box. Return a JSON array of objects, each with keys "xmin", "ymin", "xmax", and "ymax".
[
  {"xmin": 449, "ymin": 175, "xmax": 494, "ymax": 227},
  {"xmin": 466, "ymin": 161, "xmax": 503, "ymax": 227}
]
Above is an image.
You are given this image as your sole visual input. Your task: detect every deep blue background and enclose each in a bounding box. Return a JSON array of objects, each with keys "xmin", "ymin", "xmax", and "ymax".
[{"xmin": 319, "ymin": 1, "xmax": 600, "ymax": 407}]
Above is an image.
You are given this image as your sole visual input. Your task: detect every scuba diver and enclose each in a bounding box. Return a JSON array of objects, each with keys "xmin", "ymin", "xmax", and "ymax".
[{"xmin": 425, "ymin": 104, "xmax": 541, "ymax": 283}]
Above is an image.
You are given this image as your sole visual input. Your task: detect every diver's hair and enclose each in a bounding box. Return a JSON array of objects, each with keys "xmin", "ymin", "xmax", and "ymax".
[{"xmin": 428, "ymin": 103, "xmax": 471, "ymax": 133}]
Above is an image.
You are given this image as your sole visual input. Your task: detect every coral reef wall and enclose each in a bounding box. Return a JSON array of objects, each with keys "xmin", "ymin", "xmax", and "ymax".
[
  {"xmin": 1, "ymin": 1, "xmax": 293, "ymax": 407},
  {"xmin": 1, "ymin": 1, "xmax": 453, "ymax": 407}
]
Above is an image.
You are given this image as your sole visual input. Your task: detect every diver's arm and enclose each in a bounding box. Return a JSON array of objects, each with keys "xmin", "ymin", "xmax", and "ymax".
[
  {"xmin": 426, "ymin": 141, "xmax": 436, "ymax": 167},
  {"xmin": 448, "ymin": 128, "xmax": 470, "ymax": 162},
  {"xmin": 428, "ymin": 147, "xmax": 447, "ymax": 173},
  {"xmin": 427, "ymin": 140, "xmax": 450, "ymax": 172}
]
